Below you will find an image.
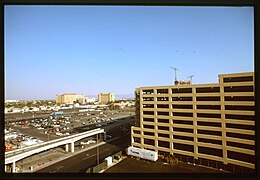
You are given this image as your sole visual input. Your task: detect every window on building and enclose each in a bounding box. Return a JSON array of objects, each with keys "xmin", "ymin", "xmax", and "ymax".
[
  {"xmin": 172, "ymin": 88, "xmax": 192, "ymax": 94},
  {"xmin": 158, "ymin": 140, "xmax": 170, "ymax": 148},
  {"xmin": 133, "ymin": 130, "xmax": 140, "ymax": 134},
  {"xmin": 196, "ymin": 87, "xmax": 220, "ymax": 93},
  {"xmin": 224, "ymin": 96, "xmax": 254, "ymax": 101},
  {"xmin": 197, "ymin": 129, "xmax": 222, "ymax": 136},
  {"xmin": 133, "ymin": 137, "xmax": 141, "ymax": 143},
  {"xmin": 172, "ymin": 97, "xmax": 193, "ymax": 101},
  {"xmin": 173, "ymin": 104, "xmax": 193, "ymax": 109},
  {"xmin": 144, "ymin": 131, "xmax": 155, "ymax": 136},
  {"xmin": 197, "ymin": 105, "xmax": 221, "ymax": 110},
  {"xmin": 157, "ymin": 97, "xmax": 169, "ymax": 101},
  {"xmin": 144, "ymin": 138, "xmax": 155, "ymax": 146},
  {"xmin": 227, "ymin": 151, "xmax": 255, "ymax": 164},
  {"xmin": 142, "ymin": 89, "xmax": 154, "ymax": 95},
  {"xmin": 197, "ymin": 121, "xmax": 222, "ymax": 127},
  {"xmin": 174, "ymin": 143, "xmax": 194, "ymax": 152},
  {"xmin": 158, "ymin": 111, "xmax": 169, "ymax": 116},
  {"xmin": 143, "ymin": 124, "xmax": 154, "ymax": 130},
  {"xmin": 143, "ymin": 104, "xmax": 154, "ymax": 108},
  {"xmin": 224, "ymin": 86, "xmax": 254, "ymax": 92},
  {"xmin": 173, "ymin": 127, "xmax": 193, "ymax": 133},
  {"xmin": 198, "ymin": 146, "xmax": 223, "ymax": 157},
  {"xmin": 196, "ymin": 96, "xmax": 220, "ymax": 101},
  {"xmin": 157, "ymin": 104, "xmax": 169, "ymax": 108},
  {"xmin": 173, "ymin": 135, "xmax": 194, "ymax": 141},
  {"xmin": 173, "ymin": 112, "xmax": 193, "ymax": 117},
  {"xmin": 157, "ymin": 89, "xmax": 169, "ymax": 94},
  {"xmin": 143, "ymin": 111, "xmax": 154, "ymax": 115},
  {"xmin": 143, "ymin": 118, "xmax": 154, "ymax": 122},
  {"xmin": 158, "ymin": 126, "xmax": 169, "ymax": 131},
  {"xmin": 158, "ymin": 133, "xmax": 169, "ymax": 138},
  {"xmin": 158, "ymin": 118, "xmax": 169, "ymax": 124},
  {"xmin": 172, "ymin": 120, "xmax": 193, "ymax": 125},
  {"xmin": 198, "ymin": 138, "xmax": 222, "ymax": 145},
  {"xmin": 223, "ymin": 76, "xmax": 253, "ymax": 83}
]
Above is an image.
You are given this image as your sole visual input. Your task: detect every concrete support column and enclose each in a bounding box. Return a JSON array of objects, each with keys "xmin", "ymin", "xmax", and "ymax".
[
  {"xmin": 71, "ymin": 142, "xmax": 74, "ymax": 153},
  {"xmin": 65, "ymin": 144, "xmax": 69, "ymax": 152},
  {"xmin": 12, "ymin": 161, "xmax": 16, "ymax": 173},
  {"xmin": 5, "ymin": 165, "xmax": 6, "ymax": 172}
]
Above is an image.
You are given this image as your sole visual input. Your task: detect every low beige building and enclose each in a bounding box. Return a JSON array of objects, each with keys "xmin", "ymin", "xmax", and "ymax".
[
  {"xmin": 131, "ymin": 72, "xmax": 255, "ymax": 173},
  {"xmin": 56, "ymin": 93, "xmax": 85, "ymax": 104},
  {"xmin": 98, "ymin": 92, "xmax": 115, "ymax": 104}
]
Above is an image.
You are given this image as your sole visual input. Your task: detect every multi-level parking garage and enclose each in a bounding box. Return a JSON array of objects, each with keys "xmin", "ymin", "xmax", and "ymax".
[{"xmin": 131, "ymin": 72, "xmax": 255, "ymax": 173}]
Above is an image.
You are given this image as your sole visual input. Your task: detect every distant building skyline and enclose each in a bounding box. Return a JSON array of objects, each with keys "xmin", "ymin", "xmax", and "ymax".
[
  {"xmin": 5, "ymin": 6, "xmax": 254, "ymax": 100},
  {"xmin": 98, "ymin": 92, "xmax": 115, "ymax": 104},
  {"xmin": 56, "ymin": 93, "xmax": 85, "ymax": 104}
]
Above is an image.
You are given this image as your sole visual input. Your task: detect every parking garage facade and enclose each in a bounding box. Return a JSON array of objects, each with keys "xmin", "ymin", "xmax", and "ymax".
[{"xmin": 131, "ymin": 72, "xmax": 255, "ymax": 173}]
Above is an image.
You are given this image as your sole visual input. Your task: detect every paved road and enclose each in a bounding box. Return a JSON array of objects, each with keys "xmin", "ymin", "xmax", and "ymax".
[{"xmin": 37, "ymin": 133, "xmax": 130, "ymax": 173}]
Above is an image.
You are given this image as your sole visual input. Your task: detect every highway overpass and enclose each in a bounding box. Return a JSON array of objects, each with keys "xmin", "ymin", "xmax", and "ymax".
[{"xmin": 5, "ymin": 128, "xmax": 105, "ymax": 173}]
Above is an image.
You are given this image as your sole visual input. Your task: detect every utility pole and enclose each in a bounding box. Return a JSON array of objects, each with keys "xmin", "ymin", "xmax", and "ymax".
[
  {"xmin": 187, "ymin": 75, "xmax": 194, "ymax": 83},
  {"xmin": 97, "ymin": 134, "xmax": 99, "ymax": 165},
  {"xmin": 170, "ymin": 67, "xmax": 178, "ymax": 85}
]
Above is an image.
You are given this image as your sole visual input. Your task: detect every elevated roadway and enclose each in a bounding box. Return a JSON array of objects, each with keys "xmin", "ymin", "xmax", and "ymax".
[{"xmin": 5, "ymin": 128, "xmax": 105, "ymax": 172}]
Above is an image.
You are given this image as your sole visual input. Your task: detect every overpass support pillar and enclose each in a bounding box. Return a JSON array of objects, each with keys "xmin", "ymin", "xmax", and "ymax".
[
  {"xmin": 12, "ymin": 161, "xmax": 16, "ymax": 173},
  {"xmin": 65, "ymin": 144, "xmax": 69, "ymax": 152},
  {"xmin": 71, "ymin": 142, "xmax": 74, "ymax": 153}
]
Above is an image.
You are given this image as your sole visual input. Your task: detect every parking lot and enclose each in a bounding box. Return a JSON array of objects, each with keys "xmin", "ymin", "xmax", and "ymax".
[
  {"xmin": 5, "ymin": 108, "xmax": 134, "ymax": 152},
  {"xmin": 5, "ymin": 108, "xmax": 135, "ymax": 173},
  {"xmin": 6, "ymin": 109, "xmax": 132, "ymax": 136}
]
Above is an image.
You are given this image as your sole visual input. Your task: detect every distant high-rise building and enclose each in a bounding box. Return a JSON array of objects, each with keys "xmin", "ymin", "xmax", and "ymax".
[
  {"xmin": 131, "ymin": 72, "xmax": 255, "ymax": 173},
  {"xmin": 98, "ymin": 92, "xmax": 115, "ymax": 104},
  {"xmin": 56, "ymin": 93, "xmax": 85, "ymax": 104}
]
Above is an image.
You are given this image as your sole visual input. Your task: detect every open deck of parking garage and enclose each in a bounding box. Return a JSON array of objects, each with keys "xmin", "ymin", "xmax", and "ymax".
[{"xmin": 104, "ymin": 157, "xmax": 226, "ymax": 173}]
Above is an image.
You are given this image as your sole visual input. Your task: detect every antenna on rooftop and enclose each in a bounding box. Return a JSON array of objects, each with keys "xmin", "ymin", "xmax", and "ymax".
[
  {"xmin": 170, "ymin": 67, "xmax": 178, "ymax": 85},
  {"xmin": 187, "ymin": 75, "xmax": 194, "ymax": 83}
]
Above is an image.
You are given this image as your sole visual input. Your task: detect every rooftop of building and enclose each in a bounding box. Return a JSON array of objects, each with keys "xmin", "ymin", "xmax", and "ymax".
[{"xmin": 136, "ymin": 72, "xmax": 254, "ymax": 90}]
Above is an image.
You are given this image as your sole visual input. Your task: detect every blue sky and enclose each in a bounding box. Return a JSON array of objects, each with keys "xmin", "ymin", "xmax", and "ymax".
[{"xmin": 5, "ymin": 6, "xmax": 254, "ymax": 100}]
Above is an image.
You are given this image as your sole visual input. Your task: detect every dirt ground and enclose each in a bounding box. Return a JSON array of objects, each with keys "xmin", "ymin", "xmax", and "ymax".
[{"xmin": 104, "ymin": 157, "xmax": 228, "ymax": 173}]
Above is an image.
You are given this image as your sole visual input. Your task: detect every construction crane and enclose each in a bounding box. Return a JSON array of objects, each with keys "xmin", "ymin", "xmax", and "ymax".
[
  {"xmin": 170, "ymin": 67, "xmax": 178, "ymax": 85},
  {"xmin": 187, "ymin": 75, "xmax": 194, "ymax": 83}
]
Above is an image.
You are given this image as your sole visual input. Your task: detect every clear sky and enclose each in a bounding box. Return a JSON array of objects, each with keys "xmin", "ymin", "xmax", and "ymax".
[{"xmin": 5, "ymin": 6, "xmax": 254, "ymax": 100}]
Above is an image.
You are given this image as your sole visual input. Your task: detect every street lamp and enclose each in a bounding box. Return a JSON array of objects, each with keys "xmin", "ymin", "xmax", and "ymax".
[
  {"xmin": 97, "ymin": 134, "xmax": 99, "ymax": 165},
  {"xmin": 47, "ymin": 133, "xmax": 50, "ymax": 141}
]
